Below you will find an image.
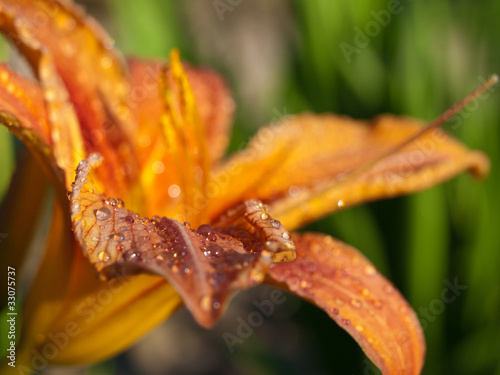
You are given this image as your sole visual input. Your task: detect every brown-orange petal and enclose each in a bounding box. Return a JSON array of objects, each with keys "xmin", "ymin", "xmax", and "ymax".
[
  {"xmin": 207, "ymin": 114, "xmax": 488, "ymax": 230},
  {"xmin": 267, "ymin": 232, "xmax": 425, "ymax": 375},
  {"xmin": 70, "ymin": 154, "xmax": 294, "ymax": 328}
]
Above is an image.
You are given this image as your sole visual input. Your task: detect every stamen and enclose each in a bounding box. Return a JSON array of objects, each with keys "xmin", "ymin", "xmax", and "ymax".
[{"xmin": 158, "ymin": 49, "xmax": 210, "ymax": 225}]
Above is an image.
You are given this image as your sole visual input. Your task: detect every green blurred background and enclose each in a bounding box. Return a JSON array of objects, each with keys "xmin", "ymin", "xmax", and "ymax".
[{"xmin": 1, "ymin": 0, "xmax": 500, "ymax": 374}]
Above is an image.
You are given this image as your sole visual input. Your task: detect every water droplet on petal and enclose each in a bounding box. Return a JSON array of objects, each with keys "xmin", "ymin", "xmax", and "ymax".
[
  {"xmin": 95, "ymin": 207, "xmax": 111, "ymax": 221},
  {"xmin": 168, "ymin": 184, "xmax": 181, "ymax": 198},
  {"xmin": 384, "ymin": 285, "xmax": 395, "ymax": 294},
  {"xmin": 124, "ymin": 215, "xmax": 134, "ymax": 224},
  {"xmin": 270, "ymin": 220, "xmax": 281, "ymax": 228},
  {"xmin": 282, "ymin": 231, "xmax": 290, "ymax": 240},
  {"xmin": 364, "ymin": 265, "xmax": 376, "ymax": 276},
  {"xmin": 288, "ymin": 185, "xmax": 300, "ymax": 197},
  {"xmin": 300, "ymin": 280, "xmax": 311, "ymax": 290},
  {"xmin": 197, "ymin": 224, "xmax": 214, "ymax": 237},
  {"xmin": 261, "ymin": 212, "xmax": 269, "ymax": 220},
  {"xmin": 350, "ymin": 299, "xmax": 362, "ymax": 309},
  {"xmin": 337, "ymin": 199, "xmax": 345, "ymax": 208},
  {"xmin": 98, "ymin": 251, "xmax": 109, "ymax": 261},
  {"xmin": 113, "ymin": 233, "xmax": 125, "ymax": 242}
]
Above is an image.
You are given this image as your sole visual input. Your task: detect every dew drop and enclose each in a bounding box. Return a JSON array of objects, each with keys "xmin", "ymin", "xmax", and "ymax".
[
  {"xmin": 364, "ymin": 265, "xmax": 376, "ymax": 276},
  {"xmin": 98, "ymin": 251, "xmax": 108, "ymax": 261},
  {"xmin": 197, "ymin": 224, "xmax": 214, "ymax": 237},
  {"xmin": 282, "ymin": 231, "xmax": 290, "ymax": 240},
  {"xmin": 288, "ymin": 185, "xmax": 300, "ymax": 197},
  {"xmin": 299, "ymin": 280, "xmax": 311, "ymax": 290},
  {"xmin": 337, "ymin": 199, "xmax": 345, "ymax": 208},
  {"xmin": 124, "ymin": 215, "xmax": 134, "ymax": 224},
  {"xmin": 332, "ymin": 308, "xmax": 339, "ymax": 315},
  {"xmin": 141, "ymin": 217, "xmax": 150, "ymax": 225},
  {"xmin": 100, "ymin": 56, "xmax": 113, "ymax": 69},
  {"xmin": 335, "ymin": 297, "xmax": 345, "ymax": 306},
  {"xmin": 207, "ymin": 233, "xmax": 217, "ymax": 242},
  {"xmin": 113, "ymin": 233, "xmax": 125, "ymax": 242},
  {"xmin": 342, "ymin": 319, "xmax": 351, "ymax": 325},
  {"xmin": 350, "ymin": 299, "xmax": 362, "ymax": 309},
  {"xmin": 103, "ymin": 37, "xmax": 115, "ymax": 49},
  {"xmin": 168, "ymin": 184, "xmax": 181, "ymax": 198},
  {"xmin": 152, "ymin": 161, "xmax": 165, "ymax": 174},
  {"xmin": 138, "ymin": 134, "xmax": 151, "ymax": 148},
  {"xmin": 384, "ymin": 285, "xmax": 395, "ymax": 294},
  {"xmin": 270, "ymin": 220, "xmax": 281, "ymax": 228},
  {"xmin": 95, "ymin": 207, "xmax": 111, "ymax": 221},
  {"xmin": 261, "ymin": 212, "xmax": 269, "ymax": 220}
]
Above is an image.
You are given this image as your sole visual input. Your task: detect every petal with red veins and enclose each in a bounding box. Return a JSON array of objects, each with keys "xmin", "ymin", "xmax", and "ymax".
[
  {"xmin": 267, "ymin": 232, "xmax": 425, "ymax": 375},
  {"xmin": 70, "ymin": 154, "xmax": 295, "ymax": 327}
]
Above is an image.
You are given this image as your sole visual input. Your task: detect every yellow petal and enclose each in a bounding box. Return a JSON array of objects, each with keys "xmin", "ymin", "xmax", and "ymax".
[
  {"xmin": 16, "ymin": 201, "xmax": 181, "ymax": 366},
  {"xmin": 0, "ymin": 155, "xmax": 48, "ymax": 305},
  {"xmin": 267, "ymin": 232, "xmax": 425, "ymax": 375}
]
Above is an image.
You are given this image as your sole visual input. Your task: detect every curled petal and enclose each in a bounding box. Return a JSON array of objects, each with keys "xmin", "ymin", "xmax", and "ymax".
[
  {"xmin": 268, "ymin": 233, "xmax": 425, "ymax": 375},
  {"xmin": 208, "ymin": 114, "xmax": 489, "ymax": 229},
  {"xmin": 70, "ymin": 154, "xmax": 294, "ymax": 327},
  {"xmin": 0, "ymin": 0, "xmax": 135, "ymax": 195},
  {"xmin": 0, "ymin": 64, "xmax": 50, "ymax": 144}
]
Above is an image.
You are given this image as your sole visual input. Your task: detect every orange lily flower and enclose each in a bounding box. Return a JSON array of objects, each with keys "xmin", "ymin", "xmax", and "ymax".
[{"xmin": 0, "ymin": 1, "xmax": 493, "ymax": 374}]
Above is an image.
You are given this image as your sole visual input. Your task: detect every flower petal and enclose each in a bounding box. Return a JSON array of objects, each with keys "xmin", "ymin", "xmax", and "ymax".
[
  {"xmin": 69, "ymin": 154, "xmax": 294, "ymax": 327},
  {"xmin": 15, "ymin": 197, "xmax": 180, "ymax": 366},
  {"xmin": 267, "ymin": 232, "xmax": 425, "ymax": 375},
  {"xmin": 208, "ymin": 114, "xmax": 489, "ymax": 229},
  {"xmin": 0, "ymin": 155, "xmax": 47, "ymax": 305},
  {"xmin": 0, "ymin": 0, "xmax": 135, "ymax": 195},
  {"xmin": 0, "ymin": 64, "xmax": 50, "ymax": 144},
  {"xmin": 128, "ymin": 58, "xmax": 234, "ymax": 166}
]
